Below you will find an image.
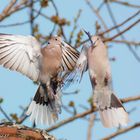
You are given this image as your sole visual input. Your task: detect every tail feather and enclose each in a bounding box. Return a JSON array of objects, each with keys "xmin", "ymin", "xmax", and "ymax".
[
  {"xmin": 94, "ymin": 88, "xmax": 129, "ymax": 128},
  {"xmin": 99, "ymin": 107, "xmax": 128, "ymax": 128},
  {"xmin": 26, "ymin": 85, "xmax": 61, "ymax": 125}
]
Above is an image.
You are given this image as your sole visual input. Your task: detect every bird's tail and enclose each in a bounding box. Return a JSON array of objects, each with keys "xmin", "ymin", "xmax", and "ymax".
[
  {"xmin": 26, "ymin": 84, "xmax": 62, "ymax": 125},
  {"xmin": 93, "ymin": 86, "xmax": 129, "ymax": 128}
]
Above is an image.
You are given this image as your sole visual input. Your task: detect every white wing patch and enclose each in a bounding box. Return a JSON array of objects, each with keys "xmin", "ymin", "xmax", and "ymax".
[
  {"xmin": 0, "ymin": 34, "xmax": 41, "ymax": 81},
  {"xmin": 74, "ymin": 45, "xmax": 88, "ymax": 82},
  {"xmin": 61, "ymin": 41, "xmax": 79, "ymax": 71}
]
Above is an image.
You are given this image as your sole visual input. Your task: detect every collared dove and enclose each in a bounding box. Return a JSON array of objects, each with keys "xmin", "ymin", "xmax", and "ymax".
[
  {"xmin": 0, "ymin": 34, "xmax": 79, "ymax": 125},
  {"xmin": 75, "ymin": 35, "xmax": 128, "ymax": 128}
]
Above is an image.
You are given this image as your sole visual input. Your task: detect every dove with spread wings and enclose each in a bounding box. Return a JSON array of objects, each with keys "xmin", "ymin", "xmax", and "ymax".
[{"xmin": 0, "ymin": 34, "xmax": 79, "ymax": 125}]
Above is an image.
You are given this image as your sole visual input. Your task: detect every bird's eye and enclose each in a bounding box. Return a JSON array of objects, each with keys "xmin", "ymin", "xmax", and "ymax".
[
  {"xmin": 55, "ymin": 38, "xmax": 58, "ymax": 41},
  {"xmin": 47, "ymin": 42, "xmax": 50, "ymax": 45}
]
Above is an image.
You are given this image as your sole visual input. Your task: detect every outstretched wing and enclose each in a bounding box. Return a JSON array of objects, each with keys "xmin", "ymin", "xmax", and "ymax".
[
  {"xmin": 0, "ymin": 33, "xmax": 41, "ymax": 82},
  {"xmin": 61, "ymin": 41, "xmax": 79, "ymax": 71},
  {"xmin": 74, "ymin": 44, "xmax": 88, "ymax": 82},
  {"xmin": 60, "ymin": 41, "xmax": 79, "ymax": 87}
]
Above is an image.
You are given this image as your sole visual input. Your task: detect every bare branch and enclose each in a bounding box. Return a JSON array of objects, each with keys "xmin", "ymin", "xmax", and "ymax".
[
  {"xmin": 111, "ymin": 39, "xmax": 140, "ymax": 47},
  {"xmin": 76, "ymin": 10, "xmax": 140, "ymax": 47},
  {"xmin": 87, "ymin": 114, "xmax": 95, "ymax": 140},
  {"xmin": 99, "ymin": 10, "xmax": 140, "ymax": 36},
  {"xmin": 110, "ymin": 0, "xmax": 140, "ymax": 9},
  {"xmin": 2, "ymin": 0, "xmax": 17, "ymax": 15},
  {"xmin": 46, "ymin": 109, "xmax": 94, "ymax": 132},
  {"xmin": 0, "ymin": 105, "xmax": 12, "ymax": 122},
  {"xmin": 0, "ymin": 0, "xmax": 28, "ymax": 21},
  {"xmin": 50, "ymin": 0, "xmax": 59, "ymax": 16},
  {"xmin": 105, "ymin": 1, "xmax": 140, "ymax": 62},
  {"xmin": 85, "ymin": 0, "xmax": 108, "ymax": 31},
  {"xmin": 104, "ymin": 19, "xmax": 140, "ymax": 42},
  {"xmin": 102, "ymin": 122, "xmax": 140, "ymax": 140},
  {"xmin": 0, "ymin": 7, "xmax": 41, "ymax": 29},
  {"xmin": 121, "ymin": 95, "xmax": 140, "ymax": 103},
  {"xmin": 69, "ymin": 9, "xmax": 82, "ymax": 44}
]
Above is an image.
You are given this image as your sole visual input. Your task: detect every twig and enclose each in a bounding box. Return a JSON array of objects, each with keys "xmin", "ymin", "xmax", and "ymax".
[
  {"xmin": 30, "ymin": 0, "xmax": 34, "ymax": 35},
  {"xmin": 63, "ymin": 89, "xmax": 79, "ymax": 95},
  {"xmin": 85, "ymin": 0, "xmax": 108, "ymax": 31},
  {"xmin": 110, "ymin": 0, "xmax": 140, "ymax": 9},
  {"xmin": 50, "ymin": 0, "xmax": 59, "ymax": 16},
  {"xmin": 16, "ymin": 106, "xmax": 29, "ymax": 124},
  {"xmin": 49, "ymin": 24, "xmax": 56, "ymax": 37},
  {"xmin": 99, "ymin": 10, "xmax": 140, "ymax": 36},
  {"xmin": 46, "ymin": 109, "xmax": 94, "ymax": 132},
  {"xmin": 69, "ymin": 9, "xmax": 82, "ymax": 44},
  {"xmin": 111, "ymin": 39, "xmax": 140, "ymax": 46},
  {"xmin": 104, "ymin": 19, "xmax": 140, "ymax": 62},
  {"xmin": 104, "ymin": 19, "xmax": 140, "ymax": 42},
  {"xmin": 76, "ymin": 10, "xmax": 140, "ymax": 47},
  {"xmin": 0, "ymin": 7, "xmax": 42, "ymax": 28},
  {"xmin": 0, "ymin": 106, "xmax": 12, "ymax": 122},
  {"xmin": 97, "ymin": 1, "xmax": 105, "ymax": 12},
  {"xmin": 59, "ymin": 26, "xmax": 67, "ymax": 41},
  {"xmin": 2, "ymin": 0, "xmax": 17, "ymax": 15},
  {"xmin": 121, "ymin": 95, "xmax": 140, "ymax": 103},
  {"xmin": 105, "ymin": 1, "xmax": 140, "ymax": 62},
  {"xmin": 102, "ymin": 122, "xmax": 140, "ymax": 140},
  {"xmin": 0, "ymin": 0, "xmax": 28, "ymax": 21},
  {"xmin": 87, "ymin": 114, "xmax": 95, "ymax": 140},
  {"xmin": 33, "ymin": 8, "xmax": 51, "ymax": 20}
]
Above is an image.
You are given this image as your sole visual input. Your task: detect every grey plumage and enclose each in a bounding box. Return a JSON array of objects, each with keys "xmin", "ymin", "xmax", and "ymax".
[
  {"xmin": 75, "ymin": 35, "xmax": 129, "ymax": 128},
  {"xmin": 0, "ymin": 34, "xmax": 79, "ymax": 125}
]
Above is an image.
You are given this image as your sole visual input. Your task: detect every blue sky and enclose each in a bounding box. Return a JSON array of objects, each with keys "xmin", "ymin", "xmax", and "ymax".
[{"xmin": 0, "ymin": 0, "xmax": 140, "ymax": 140}]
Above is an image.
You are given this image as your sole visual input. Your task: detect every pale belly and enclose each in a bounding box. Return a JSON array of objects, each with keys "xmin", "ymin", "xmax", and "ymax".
[{"xmin": 39, "ymin": 57, "xmax": 61, "ymax": 83}]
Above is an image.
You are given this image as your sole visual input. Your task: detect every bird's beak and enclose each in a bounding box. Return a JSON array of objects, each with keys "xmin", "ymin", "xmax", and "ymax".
[{"xmin": 83, "ymin": 29, "xmax": 94, "ymax": 46}]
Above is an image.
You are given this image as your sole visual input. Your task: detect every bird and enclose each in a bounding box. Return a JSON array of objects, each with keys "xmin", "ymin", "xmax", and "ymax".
[
  {"xmin": 75, "ymin": 34, "xmax": 129, "ymax": 128},
  {"xmin": 0, "ymin": 34, "xmax": 79, "ymax": 125}
]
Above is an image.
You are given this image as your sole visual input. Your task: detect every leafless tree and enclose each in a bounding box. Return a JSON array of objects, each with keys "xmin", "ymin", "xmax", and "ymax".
[{"xmin": 0, "ymin": 0, "xmax": 140, "ymax": 139}]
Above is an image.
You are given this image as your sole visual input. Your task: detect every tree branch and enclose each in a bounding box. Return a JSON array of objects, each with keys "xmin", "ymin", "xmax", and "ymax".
[
  {"xmin": 102, "ymin": 122, "xmax": 140, "ymax": 140},
  {"xmin": 104, "ymin": 19, "xmax": 140, "ymax": 42},
  {"xmin": 110, "ymin": 0, "xmax": 140, "ymax": 9},
  {"xmin": 85, "ymin": 0, "xmax": 108, "ymax": 31},
  {"xmin": 87, "ymin": 114, "xmax": 95, "ymax": 140},
  {"xmin": 99, "ymin": 10, "xmax": 140, "ymax": 36},
  {"xmin": 0, "ymin": 105, "xmax": 12, "ymax": 122}
]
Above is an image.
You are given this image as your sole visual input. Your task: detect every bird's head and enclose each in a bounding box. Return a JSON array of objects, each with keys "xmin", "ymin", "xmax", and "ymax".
[
  {"xmin": 82, "ymin": 29, "xmax": 102, "ymax": 49},
  {"xmin": 47, "ymin": 36, "xmax": 63, "ymax": 48}
]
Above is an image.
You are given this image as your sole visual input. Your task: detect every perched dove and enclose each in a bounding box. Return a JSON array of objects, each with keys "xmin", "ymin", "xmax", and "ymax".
[
  {"xmin": 0, "ymin": 34, "xmax": 79, "ymax": 125},
  {"xmin": 75, "ymin": 35, "xmax": 129, "ymax": 128}
]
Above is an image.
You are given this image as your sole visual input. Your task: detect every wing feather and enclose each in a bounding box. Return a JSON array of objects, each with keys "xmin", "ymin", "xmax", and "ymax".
[
  {"xmin": 0, "ymin": 34, "xmax": 41, "ymax": 81},
  {"xmin": 60, "ymin": 42, "xmax": 80, "ymax": 88},
  {"xmin": 61, "ymin": 42, "xmax": 79, "ymax": 71},
  {"xmin": 8, "ymin": 50, "xmax": 23, "ymax": 70},
  {"xmin": 3, "ymin": 48, "xmax": 20, "ymax": 68},
  {"xmin": 74, "ymin": 45, "xmax": 88, "ymax": 82}
]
